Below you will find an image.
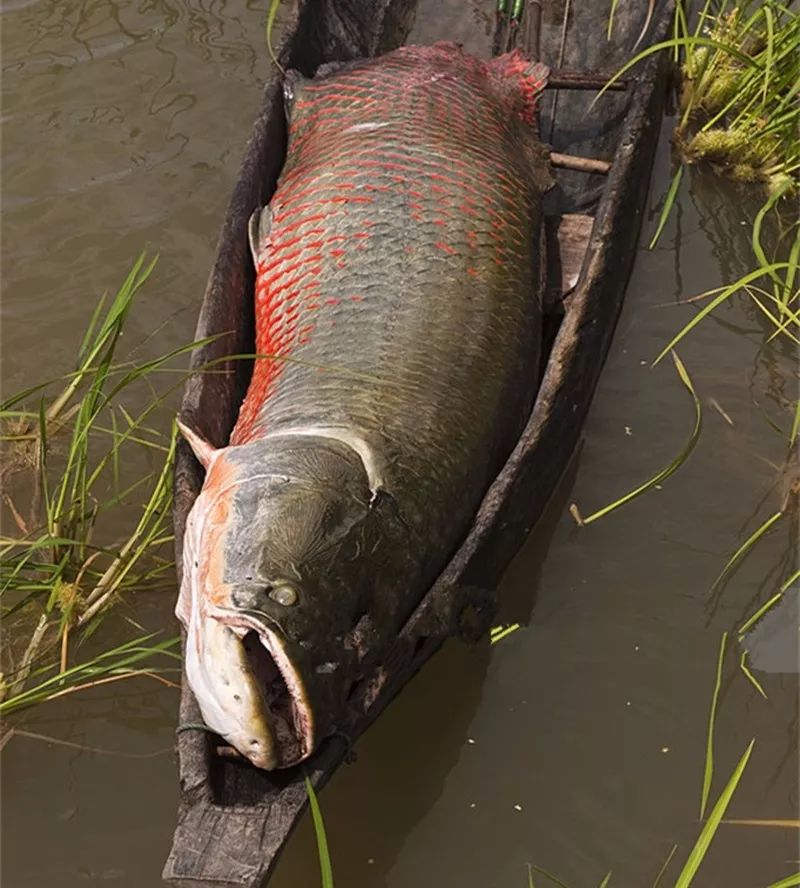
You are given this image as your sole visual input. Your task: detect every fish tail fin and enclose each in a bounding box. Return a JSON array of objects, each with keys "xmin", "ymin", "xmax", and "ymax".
[{"xmin": 489, "ymin": 52, "xmax": 550, "ymax": 126}]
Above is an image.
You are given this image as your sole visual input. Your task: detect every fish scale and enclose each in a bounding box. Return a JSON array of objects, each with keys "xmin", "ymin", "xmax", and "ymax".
[{"xmin": 232, "ymin": 43, "xmax": 549, "ymax": 539}]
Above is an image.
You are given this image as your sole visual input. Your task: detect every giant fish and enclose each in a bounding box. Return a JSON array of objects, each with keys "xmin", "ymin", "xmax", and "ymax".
[{"xmin": 176, "ymin": 43, "xmax": 551, "ymax": 770}]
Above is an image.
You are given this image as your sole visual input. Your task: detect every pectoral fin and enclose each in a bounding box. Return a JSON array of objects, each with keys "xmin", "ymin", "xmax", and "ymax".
[
  {"xmin": 248, "ymin": 206, "xmax": 273, "ymax": 268},
  {"xmin": 177, "ymin": 418, "xmax": 219, "ymax": 470}
]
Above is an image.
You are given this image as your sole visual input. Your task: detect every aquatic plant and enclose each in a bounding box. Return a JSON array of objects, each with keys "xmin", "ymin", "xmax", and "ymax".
[
  {"xmin": 675, "ymin": 2, "xmax": 799, "ymax": 191},
  {"xmin": 603, "ymin": 0, "xmax": 799, "ymax": 199},
  {"xmin": 305, "ymin": 777, "xmax": 335, "ymax": 888},
  {"xmin": 0, "ymin": 255, "xmax": 201, "ymax": 714},
  {"xmin": 523, "ymin": 630, "xmax": 799, "ymax": 888}
]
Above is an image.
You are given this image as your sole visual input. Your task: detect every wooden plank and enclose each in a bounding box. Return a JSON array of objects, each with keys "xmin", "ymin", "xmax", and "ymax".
[{"xmin": 546, "ymin": 213, "xmax": 595, "ymax": 307}]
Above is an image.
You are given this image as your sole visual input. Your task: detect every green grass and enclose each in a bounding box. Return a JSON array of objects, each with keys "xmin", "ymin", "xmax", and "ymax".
[
  {"xmin": 520, "ymin": 630, "xmax": 766, "ymax": 888},
  {"xmin": 602, "ymin": 0, "xmax": 799, "ymax": 197},
  {"xmin": 570, "ymin": 352, "xmax": 702, "ymax": 525},
  {"xmin": 0, "ymin": 255, "xmax": 203, "ymax": 713},
  {"xmin": 700, "ymin": 632, "xmax": 727, "ymax": 818},
  {"xmin": 305, "ymin": 777, "xmax": 335, "ymax": 888},
  {"xmin": 265, "ymin": 0, "xmax": 284, "ymax": 73},
  {"xmin": 673, "ymin": 739, "xmax": 755, "ymax": 888},
  {"xmin": 0, "ymin": 633, "xmax": 180, "ymax": 716}
]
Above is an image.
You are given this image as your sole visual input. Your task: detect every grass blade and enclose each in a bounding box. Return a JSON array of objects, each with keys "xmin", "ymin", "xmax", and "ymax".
[
  {"xmin": 594, "ymin": 36, "xmax": 758, "ymax": 101},
  {"xmin": 650, "ymin": 844, "xmax": 677, "ymax": 888},
  {"xmin": 649, "ymin": 166, "xmax": 684, "ymax": 250},
  {"xmin": 265, "ymin": 0, "xmax": 284, "ymax": 73},
  {"xmin": 739, "ymin": 650, "xmax": 768, "ymax": 700},
  {"xmin": 653, "ymin": 263, "xmax": 793, "ymax": 365},
  {"xmin": 675, "ymin": 739, "xmax": 755, "ymax": 888},
  {"xmin": 709, "ymin": 511, "xmax": 784, "ymax": 597},
  {"xmin": 528, "ymin": 866, "xmax": 572, "ymax": 888},
  {"xmin": 765, "ymin": 875, "xmax": 800, "ymax": 888},
  {"xmin": 490, "ymin": 623, "xmax": 520, "ymax": 644},
  {"xmin": 781, "ymin": 568, "xmax": 800, "ymax": 593},
  {"xmin": 572, "ymin": 352, "xmax": 701, "ymax": 525},
  {"xmin": 701, "ymin": 632, "xmax": 727, "ymax": 819},
  {"xmin": 790, "ymin": 401, "xmax": 800, "ymax": 448},
  {"xmin": 607, "ymin": 0, "xmax": 620, "ymax": 39},
  {"xmin": 305, "ymin": 777, "xmax": 334, "ymax": 888}
]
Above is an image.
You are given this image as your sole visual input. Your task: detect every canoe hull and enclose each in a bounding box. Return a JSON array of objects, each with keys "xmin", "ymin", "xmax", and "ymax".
[{"xmin": 165, "ymin": 1, "xmax": 674, "ymax": 884}]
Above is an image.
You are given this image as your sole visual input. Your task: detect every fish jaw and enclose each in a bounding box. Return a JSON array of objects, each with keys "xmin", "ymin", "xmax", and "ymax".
[
  {"xmin": 178, "ymin": 471, "xmax": 317, "ymax": 770},
  {"xmin": 183, "ymin": 610, "xmax": 278, "ymax": 768},
  {"xmin": 184, "ymin": 607, "xmax": 316, "ymax": 770}
]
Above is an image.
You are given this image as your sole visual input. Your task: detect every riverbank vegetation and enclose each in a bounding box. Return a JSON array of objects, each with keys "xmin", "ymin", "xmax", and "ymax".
[
  {"xmin": 0, "ymin": 255, "xmax": 192, "ymax": 715},
  {"xmin": 605, "ymin": 0, "xmax": 798, "ymax": 227},
  {"xmin": 555, "ymin": 2, "xmax": 799, "ymax": 885}
]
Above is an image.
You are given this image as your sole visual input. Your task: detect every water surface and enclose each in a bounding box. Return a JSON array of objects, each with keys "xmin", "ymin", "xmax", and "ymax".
[{"xmin": 2, "ymin": 2, "xmax": 797, "ymax": 887}]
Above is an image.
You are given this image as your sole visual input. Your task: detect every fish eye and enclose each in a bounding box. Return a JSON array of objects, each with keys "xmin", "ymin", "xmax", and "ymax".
[{"xmin": 268, "ymin": 582, "xmax": 298, "ymax": 607}]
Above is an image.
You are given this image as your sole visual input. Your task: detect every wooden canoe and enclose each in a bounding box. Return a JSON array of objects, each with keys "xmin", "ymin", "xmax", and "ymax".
[{"xmin": 164, "ymin": 1, "xmax": 674, "ymax": 884}]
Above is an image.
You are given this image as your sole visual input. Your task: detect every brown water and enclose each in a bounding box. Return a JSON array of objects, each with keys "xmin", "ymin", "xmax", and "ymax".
[{"xmin": 2, "ymin": 2, "xmax": 798, "ymax": 887}]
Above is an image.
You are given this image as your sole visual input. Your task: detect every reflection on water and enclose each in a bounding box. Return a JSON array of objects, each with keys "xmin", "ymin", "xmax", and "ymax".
[
  {"xmin": 1, "ymin": 0, "xmax": 271, "ymax": 391},
  {"xmin": 2, "ymin": 3, "xmax": 797, "ymax": 888}
]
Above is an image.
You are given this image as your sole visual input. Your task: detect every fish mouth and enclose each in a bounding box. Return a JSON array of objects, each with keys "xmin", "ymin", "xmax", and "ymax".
[{"xmin": 212, "ymin": 615, "xmax": 315, "ymax": 770}]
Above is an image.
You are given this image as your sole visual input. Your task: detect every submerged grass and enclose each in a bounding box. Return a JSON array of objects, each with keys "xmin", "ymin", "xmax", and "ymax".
[
  {"xmin": 570, "ymin": 352, "xmax": 701, "ymax": 525},
  {"xmin": 0, "ymin": 254, "xmax": 203, "ymax": 713}
]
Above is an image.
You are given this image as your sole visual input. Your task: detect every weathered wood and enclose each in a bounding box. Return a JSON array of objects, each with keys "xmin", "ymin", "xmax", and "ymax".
[
  {"xmin": 546, "ymin": 213, "xmax": 595, "ymax": 306},
  {"xmin": 550, "ymin": 151, "xmax": 612, "ymax": 175},
  {"xmin": 164, "ymin": 1, "xmax": 675, "ymax": 885},
  {"xmin": 546, "ymin": 69, "xmax": 629, "ymax": 90}
]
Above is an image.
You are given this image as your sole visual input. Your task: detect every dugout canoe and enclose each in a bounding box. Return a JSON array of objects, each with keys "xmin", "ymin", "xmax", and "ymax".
[{"xmin": 164, "ymin": 1, "xmax": 674, "ymax": 884}]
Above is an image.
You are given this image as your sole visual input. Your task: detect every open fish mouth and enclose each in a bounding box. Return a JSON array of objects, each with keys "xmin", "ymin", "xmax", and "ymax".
[{"xmin": 199, "ymin": 614, "xmax": 316, "ymax": 770}]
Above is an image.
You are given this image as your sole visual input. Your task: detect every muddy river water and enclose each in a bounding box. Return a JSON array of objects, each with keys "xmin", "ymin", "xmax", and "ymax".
[{"xmin": 2, "ymin": 2, "xmax": 797, "ymax": 887}]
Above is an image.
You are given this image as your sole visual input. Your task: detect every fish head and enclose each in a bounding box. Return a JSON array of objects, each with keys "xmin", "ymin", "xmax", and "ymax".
[{"xmin": 177, "ymin": 423, "xmax": 376, "ymax": 770}]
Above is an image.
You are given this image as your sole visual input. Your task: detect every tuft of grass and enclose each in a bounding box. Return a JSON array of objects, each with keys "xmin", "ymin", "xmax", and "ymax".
[
  {"xmin": 0, "ymin": 255, "xmax": 205, "ymax": 713},
  {"xmin": 0, "ymin": 633, "xmax": 179, "ymax": 716},
  {"xmin": 601, "ymin": 1, "xmax": 799, "ymax": 196}
]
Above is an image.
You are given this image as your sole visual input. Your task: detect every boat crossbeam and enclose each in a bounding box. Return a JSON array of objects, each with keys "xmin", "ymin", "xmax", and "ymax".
[
  {"xmin": 545, "ymin": 69, "xmax": 629, "ymax": 91},
  {"xmin": 549, "ymin": 152, "xmax": 612, "ymax": 175}
]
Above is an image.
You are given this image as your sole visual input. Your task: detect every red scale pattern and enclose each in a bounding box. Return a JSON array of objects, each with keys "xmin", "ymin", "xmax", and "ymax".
[{"xmin": 231, "ymin": 43, "xmax": 548, "ymax": 445}]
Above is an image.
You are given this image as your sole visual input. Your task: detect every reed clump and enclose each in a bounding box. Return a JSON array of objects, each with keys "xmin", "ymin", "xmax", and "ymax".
[
  {"xmin": 0, "ymin": 254, "xmax": 197, "ymax": 715},
  {"xmin": 675, "ymin": 2, "xmax": 799, "ymax": 194}
]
